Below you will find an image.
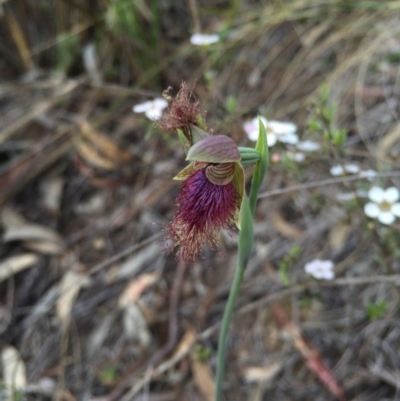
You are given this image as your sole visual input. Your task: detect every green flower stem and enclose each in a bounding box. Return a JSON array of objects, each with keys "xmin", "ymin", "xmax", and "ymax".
[
  {"xmin": 214, "ymin": 117, "xmax": 268, "ymax": 401},
  {"xmin": 214, "ymin": 194, "xmax": 253, "ymax": 401}
]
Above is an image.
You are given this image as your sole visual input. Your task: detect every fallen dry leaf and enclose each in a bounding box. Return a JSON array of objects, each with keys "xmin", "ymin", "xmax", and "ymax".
[
  {"xmin": 79, "ymin": 121, "xmax": 132, "ymax": 163},
  {"xmin": 329, "ymin": 222, "xmax": 351, "ymax": 250},
  {"xmin": 121, "ymin": 302, "xmax": 151, "ymax": 347},
  {"xmin": 3, "ymin": 223, "xmax": 64, "ymax": 255},
  {"xmin": 273, "ymin": 304, "xmax": 347, "ymax": 401},
  {"xmin": 2, "ymin": 345, "xmax": 27, "ymax": 392},
  {"xmin": 76, "ymin": 139, "xmax": 116, "ymax": 170},
  {"xmin": 272, "ymin": 212, "xmax": 304, "ymax": 240},
  {"xmin": 118, "ymin": 273, "xmax": 159, "ymax": 347},
  {"xmin": 0, "ymin": 253, "xmax": 39, "ymax": 283},
  {"xmin": 171, "ymin": 326, "xmax": 197, "ymax": 360},
  {"xmin": 57, "ymin": 269, "xmax": 90, "ymax": 323},
  {"xmin": 242, "ymin": 361, "xmax": 282, "ymax": 383},
  {"xmin": 118, "ymin": 273, "xmax": 160, "ymax": 306},
  {"xmin": 1, "ymin": 207, "xmax": 64, "ymax": 254},
  {"xmin": 190, "ymin": 352, "xmax": 215, "ymax": 401},
  {"xmin": 40, "ymin": 175, "xmax": 64, "ymax": 213}
]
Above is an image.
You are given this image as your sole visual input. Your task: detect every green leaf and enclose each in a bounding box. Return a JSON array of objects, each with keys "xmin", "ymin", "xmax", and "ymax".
[
  {"xmin": 237, "ymin": 193, "xmax": 254, "ymax": 267},
  {"xmin": 177, "ymin": 129, "xmax": 190, "ymax": 152},
  {"xmin": 249, "ymin": 116, "xmax": 269, "ymax": 216}
]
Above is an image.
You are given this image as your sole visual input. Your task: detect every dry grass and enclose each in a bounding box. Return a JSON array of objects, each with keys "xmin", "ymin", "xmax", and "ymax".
[{"xmin": 1, "ymin": 1, "xmax": 400, "ymax": 400}]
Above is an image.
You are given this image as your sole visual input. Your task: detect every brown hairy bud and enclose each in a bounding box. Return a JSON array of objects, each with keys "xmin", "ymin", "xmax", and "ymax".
[{"xmin": 158, "ymin": 82, "xmax": 206, "ymax": 145}]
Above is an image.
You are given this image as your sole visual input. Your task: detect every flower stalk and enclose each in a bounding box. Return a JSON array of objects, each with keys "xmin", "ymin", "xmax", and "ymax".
[{"xmin": 214, "ymin": 117, "xmax": 268, "ymax": 401}]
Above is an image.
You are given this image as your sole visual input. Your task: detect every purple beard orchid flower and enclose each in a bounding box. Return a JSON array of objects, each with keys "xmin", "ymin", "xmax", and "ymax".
[{"xmin": 166, "ymin": 135, "xmax": 245, "ymax": 265}]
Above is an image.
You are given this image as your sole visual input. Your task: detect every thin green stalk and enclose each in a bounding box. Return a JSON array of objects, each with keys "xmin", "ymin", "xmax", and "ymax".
[
  {"xmin": 214, "ymin": 118, "xmax": 268, "ymax": 401},
  {"xmin": 214, "ymin": 194, "xmax": 253, "ymax": 401}
]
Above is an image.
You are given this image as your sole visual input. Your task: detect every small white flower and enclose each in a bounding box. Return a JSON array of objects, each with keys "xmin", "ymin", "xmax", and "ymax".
[
  {"xmin": 364, "ymin": 186, "xmax": 400, "ymax": 225},
  {"xmin": 243, "ymin": 117, "xmax": 277, "ymax": 147},
  {"xmin": 268, "ymin": 120, "xmax": 299, "ymax": 144},
  {"xmin": 336, "ymin": 192, "xmax": 356, "ymax": 202},
  {"xmin": 243, "ymin": 117, "xmax": 298, "ymax": 145},
  {"xmin": 286, "ymin": 150, "xmax": 305, "ymax": 162},
  {"xmin": 296, "ymin": 140, "xmax": 320, "ymax": 152},
  {"xmin": 330, "ymin": 164, "xmax": 360, "ymax": 176},
  {"xmin": 304, "ymin": 259, "xmax": 335, "ymax": 280},
  {"xmin": 132, "ymin": 98, "xmax": 168, "ymax": 120},
  {"xmin": 359, "ymin": 169, "xmax": 378, "ymax": 180},
  {"xmin": 190, "ymin": 33, "xmax": 220, "ymax": 46},
  {"xmin": 337, "ymin": 190, "xmax": 368, "ymax": 202}
]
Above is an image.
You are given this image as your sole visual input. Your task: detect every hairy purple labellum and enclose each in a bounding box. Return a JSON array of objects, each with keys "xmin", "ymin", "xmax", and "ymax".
[{"xmin": 166, "ymin": 165, "xmax": 240, "ymax": 264}]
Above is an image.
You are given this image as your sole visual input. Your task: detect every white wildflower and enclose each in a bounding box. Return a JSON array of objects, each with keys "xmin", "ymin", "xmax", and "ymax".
[
  {"xmin": 243, "ymin": 116, "xmax": 298, "ymax": 145},
  {"xmin": 243, "ymin": 117, "xmax": 277, "ymax": 146},
  {"xmin": 359, "ymin": 169, "xmax": 378, "ymax": 180},
  {"xmin": 330, "ymin": 164, "xmax": 360, "ymax": 176},
  {"xmin": 286, "ymin": 150, "xmax": 305, "ymax": 162},
  {"xmin": 190, "ymin": 33, "xmax": 220, "ymax": 46},
  {"xmin": 304, "ymin": 259, "xmax": 335, "ymax": 280},
  {"xmin": 132, "ymin": 98, "xmax": 168, "ymax": 120},
  {"xmin": 296, "ymin": 140, "xmax": 320, "ymax": 152},
  {"xmin": 336, "ymin": 190, "xmax": 368, "ymax": 202},
  {"xmin": 364, "ymin": 186, "xmax": 400, "ymax": 225}
]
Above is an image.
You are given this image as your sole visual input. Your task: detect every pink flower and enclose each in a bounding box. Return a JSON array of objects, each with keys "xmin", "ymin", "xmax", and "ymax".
[{"xmin": 166, "ymin": 136, "xmax": 244, "ymax": 264}]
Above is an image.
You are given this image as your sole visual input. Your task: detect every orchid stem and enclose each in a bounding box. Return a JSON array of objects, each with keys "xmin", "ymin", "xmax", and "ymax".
[
  {"xmin": 214, "ymin": 118, "xmax": 267, "ymax": 401},
  {"xmin": 214, "ymin": 195, "xmax": 254, "ymax": 401}
]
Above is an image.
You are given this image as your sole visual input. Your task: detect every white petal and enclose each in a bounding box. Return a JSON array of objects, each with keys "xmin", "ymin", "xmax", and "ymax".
[
  {"xmin": 133, "ymin": 101, "xmax": 153, "ymax": 113},
  {"xmin": 368, "ymin": 186, "xmax": 385, "ymax": 203},
  {"xmin": 145, "ymin": 109, "xmax": 163, "ymax": 120},
  {"xmin": 296, "ymin": 140, "xmax": 320, "ymax": 152},
  {"xmin": 383, "ymin": 187, "xmax": 400, "ymax": 203},
  {"xmin": 391, "ymin": 203, "xmax": 400, "ymax": 217},
  {"xmin": 267, "ymin": 120, "xmax": 297, "ymax": 134},
  {"xmin": 253, "ymin": 116, "xmax": 268, "ymax": 127},
  {"xmin": 243, "ymin": 121, "xmax": 255, "ymax": 135},
  {"xmin": 364, "ymin": 202, "xmax": 381, "ymax": 218},
  {"xmin": 304, "ymin": 259, "xmax": 334, "ymax": 280},
  {"xmin": 330, "ymin": 165, "xmax": 345, "ymax": 176},
  {"xmin": 190, "ymin": 33, "xmax": 219, "ymax": 45},
  {"xmin": 344, "ymin": 164, "xmax": 360, "ymax": 174},
  {"xmin": 245, "ymin": 116, "xmax": 269, "ymax": 141},
  {"xmin": 153, "ymin": 98, "xmax": 168, "ymax": 110},
  {"xmin": 267, "ymin": 133, "xmax": 277, "ymax": 147},
  {"xmin": 359, "ymin": 169, "xmax": 377, "ymax": 179},
  {"xmin": 378, "ymin": 211, "xmax": 396, "ymax": 225},
  {"xmin": 287, "ymin": 151, "xmax": 305, "ymax": 162},
  {"xmin": 277, "ymin": 133, "xmax": 299, "ymax": 144}
]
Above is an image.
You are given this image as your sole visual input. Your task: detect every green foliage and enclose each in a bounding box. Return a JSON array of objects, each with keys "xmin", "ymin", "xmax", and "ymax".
[
  {"xmin": 100, "ymin": 366, "xmax": 118, "ymax": 385},
  {"xmin": 383, "ymin": 228, "xmax": 400, "ymax": 258},
  {"xmin": 308, "ymin": 84, "xmax": 348, "ymax": 154},
  {"xmin": 225, "ymin": 96, "xmax": 237, "ymax": 114},
  {"xmin": 105, "ymin": 0, "xmax": 160, "ymax": 72},
  {"xmin": 55, "ymin": 34, "xmax": 80, "ymax": 74},
  {"xmin": 278, "ymin": 244, "xmax": 301, "ymax": 286},
  {"xmin": 366, "ymin": 299, "xmax": 387, "ymax": 320},
  {"xmin": 249, "ymin": 117, "xmax": 269, "ymax": 216},
  {"xmin": 195, "ymin": 344, "xmax": 212, "ymax": 362}
]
